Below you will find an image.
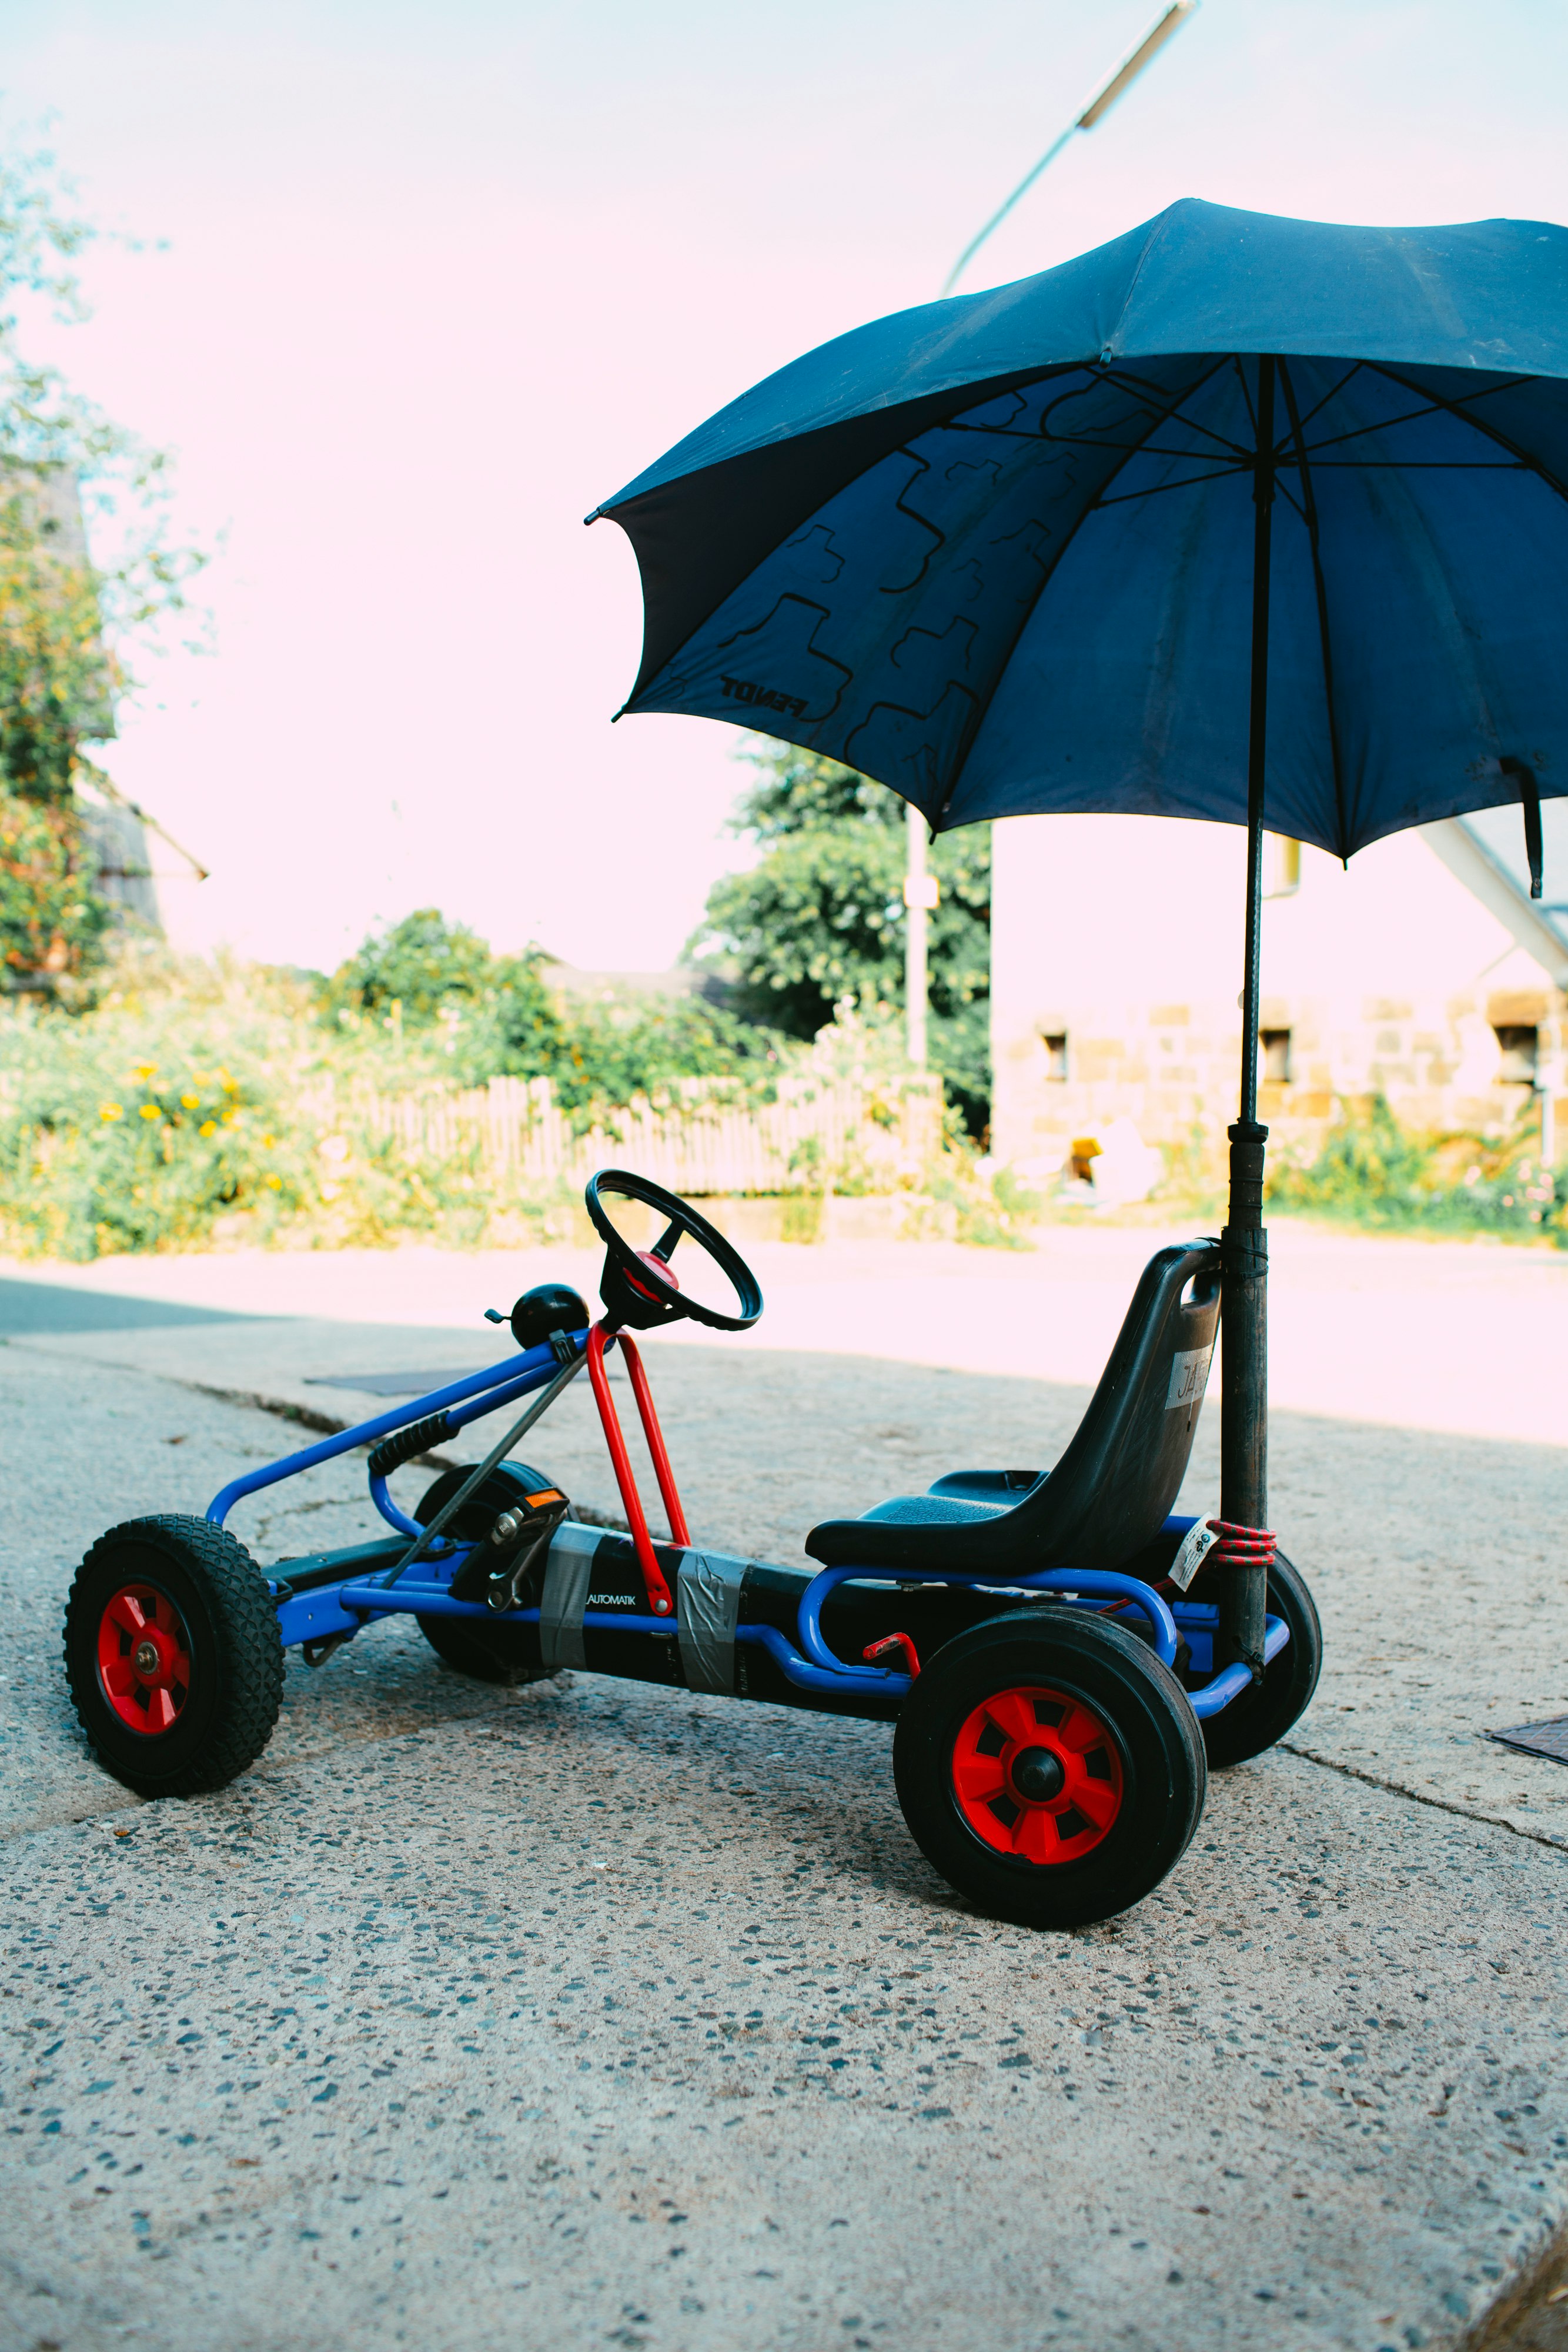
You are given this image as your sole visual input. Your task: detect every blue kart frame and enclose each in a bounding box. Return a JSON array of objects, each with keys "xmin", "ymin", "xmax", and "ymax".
[
  {"xmin": 65, "ymin": 1170, "xmax": 1315, "ymax": 1930},
  {"xmin": 216, "ymin": 1329, "xmax": 1285, "ymax": 1713}
]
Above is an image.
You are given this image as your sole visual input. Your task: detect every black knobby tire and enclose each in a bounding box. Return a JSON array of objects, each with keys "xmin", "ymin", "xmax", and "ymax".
[
  {"xmin": 413, "ymin": 1465, "xmax": 556, "ymax": 1688},
  {"xmin": 1199, "ymin": 1549, "xmax": 1322, "ymax": 1769},
  {"xmin": 63, "ymin": 1515, "xmax": 283, "ymax": 1799},
  {"xmin": 893, "ymin": 1608, "xmax": 1207, "ymax": 1931}
]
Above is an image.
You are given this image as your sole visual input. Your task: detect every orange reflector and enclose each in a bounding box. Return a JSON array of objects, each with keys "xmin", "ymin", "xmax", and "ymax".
[{"xmin": 526, "ymin": 1489, "xmax": 566, "ymax": 1509}]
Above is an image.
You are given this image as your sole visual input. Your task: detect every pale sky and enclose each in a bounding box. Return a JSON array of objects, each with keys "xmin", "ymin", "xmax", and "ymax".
[{"xmin": 6, "ymin": 0, "xmax": 1568, "ymax": 973}]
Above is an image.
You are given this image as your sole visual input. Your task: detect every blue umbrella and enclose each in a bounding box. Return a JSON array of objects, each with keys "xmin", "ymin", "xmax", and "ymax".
[{"xmin": 590, "ymin": 198, "xmax": 1568, "ymax": 1675}]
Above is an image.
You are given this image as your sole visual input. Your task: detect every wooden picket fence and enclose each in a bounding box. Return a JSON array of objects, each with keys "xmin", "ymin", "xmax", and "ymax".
[{"xmin": 342, "ymin": 1069, "xmax": 944, "ymax": 1197}]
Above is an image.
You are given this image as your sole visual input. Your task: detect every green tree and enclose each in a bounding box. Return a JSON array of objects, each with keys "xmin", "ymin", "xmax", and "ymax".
[
  {"xmin": 0, "ymin": 787, "xmax": 109, "ymax": 979},
  {"xmin": 326, "ymin": 908, "xmax": 780, "ymax": 1123},
  {"xmin": 0, "ymin": 131, "xmax": 205, "ymax": 984},
  {"xmin": 329, "ymin": 907, "xmax": 499, "ymax": 1025},
  {"xmin": 689, "ymin": 740, "xmax": 992, "ymax": 1132}
]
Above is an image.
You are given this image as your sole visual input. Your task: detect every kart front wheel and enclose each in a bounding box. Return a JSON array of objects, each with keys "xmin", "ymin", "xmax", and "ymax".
[
  {"xmin": 63, "ymin": 1516, "xmax": 283, "ymax": 1798},
  {"xmin": 893, "ymin": 1609, "xmax": 1206, "ymax": 1930}
]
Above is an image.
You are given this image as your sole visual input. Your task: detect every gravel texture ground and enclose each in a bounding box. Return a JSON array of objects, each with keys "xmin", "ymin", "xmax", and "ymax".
[{"xmin": 2, "ymin": 1226, "xmax": 1566, "ymax": 2352}]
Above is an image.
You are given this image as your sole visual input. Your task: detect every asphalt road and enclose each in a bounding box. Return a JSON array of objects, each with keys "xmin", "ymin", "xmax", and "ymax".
[{"xmin": 2, "ymin": 1232, "xmax": 1567, "ymax": 2352}]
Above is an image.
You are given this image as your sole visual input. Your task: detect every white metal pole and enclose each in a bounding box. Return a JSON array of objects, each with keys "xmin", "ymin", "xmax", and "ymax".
[
  {"xmin": 1541, "ymin": 1034, "xmax": 1559, "ymax": 1170},
  {"xmin": 904, "ymin": 803, "xmax": 937, "ymax": 1067},
  {"xmin": 942, "ymin": 2, "xmax": 1199, "ymax": 295},
  {"xmin": 919, "ymin": 4, "xmax": 1198, "ymax": 1074}
]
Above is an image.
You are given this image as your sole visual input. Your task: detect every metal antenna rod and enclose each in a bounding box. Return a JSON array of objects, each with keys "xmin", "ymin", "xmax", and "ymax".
[{"xmin": 942, "ymin": 4, "xmax": 1198, "ymax": 296}]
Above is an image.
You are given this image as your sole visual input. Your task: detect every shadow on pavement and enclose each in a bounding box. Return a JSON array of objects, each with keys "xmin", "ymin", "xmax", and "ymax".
[{"xmin": 0, "ymin": 1278, "xmax": 255, "ymax": 1335}]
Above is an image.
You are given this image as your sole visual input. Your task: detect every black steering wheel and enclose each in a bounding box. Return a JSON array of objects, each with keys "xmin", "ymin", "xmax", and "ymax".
[{"xmin": 584, "ymin": 1170, "xmax": 764, "ymax": 1334}]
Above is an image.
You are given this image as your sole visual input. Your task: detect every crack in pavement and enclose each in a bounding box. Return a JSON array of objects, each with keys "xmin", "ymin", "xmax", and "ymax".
[{"xmin": 1284, "ymin": 1736, "xmax": 1568, "ymax": 1853}]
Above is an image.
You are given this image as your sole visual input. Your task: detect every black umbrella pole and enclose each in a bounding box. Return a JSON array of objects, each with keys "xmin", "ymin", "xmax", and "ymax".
[{"xmin": 1219, "ymin": 355, "xmax": 1275, "ymax": 1680}]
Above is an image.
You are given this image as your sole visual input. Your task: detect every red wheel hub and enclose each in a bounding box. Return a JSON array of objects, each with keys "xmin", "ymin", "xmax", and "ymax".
[
  {"xmin": 96, "ymin": 1584, "xmax": 192, "ymax": 1735},
  {"xmin": 951, "ymin": 1684, "xmax": 1123, "ymax": 1864}
]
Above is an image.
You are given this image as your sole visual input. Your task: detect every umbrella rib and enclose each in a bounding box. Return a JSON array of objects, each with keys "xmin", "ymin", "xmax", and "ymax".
[
  {"xmin": 1061, "ymin": 442, "xmax": 1242, "ymax": 467},
  {"xmin": 932, "ymin": 355, "xmax": 1236, "ymax": 823},
  {"xmin": 1294, "ymin": 373, "xmax": 1535, "ymax": 460},
  {"xmin": 1296, "ymin": 458, "xmax": 1527, "ymax": 469},
  {"xmin": 1273, "ymin": 476, "xmax": 1308, "ymax": 526},
  {"xmin": 1362, "ymin": 362, "xmax": 1568, "ymax": 507},
  {"xmin": 1092, "ymin": 464, "xmax": 1253, "ymax": 508},
  {"xmin": 1232, "ymin": 353, "xmax": 1261, "ymax": 446},
  {"xmin": 1279, "ymin": 360, "xmax": 1366, "ymax": 442},
  {"xmin": 952, "ymin": 426, "xmax": 1238, "ymax": 465},
  {"xmin": 1092, "ymin": 366, "xmax": 1255, "ymax": 460},
  {"xmin": 1278, "ymin": 357, "xmax": 1352, "ymax": 864}
]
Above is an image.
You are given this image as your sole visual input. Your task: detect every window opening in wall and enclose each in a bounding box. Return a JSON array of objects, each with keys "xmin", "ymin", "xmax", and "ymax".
[
  {"xmin": 1264, "ymin": 836, "xmax": 1302, "ymax": 898},
  {"xmin": 1495, "ymin": 1024, "xmax": 1540, "ymax": 1084},
  {"xmin": 1041, "ymin": 1031, "xmax": 1069, "ymax": 1081},
  {"xmin": 1261, "ymin": 1028, "xmax": 1292, "ymax": 1084}
]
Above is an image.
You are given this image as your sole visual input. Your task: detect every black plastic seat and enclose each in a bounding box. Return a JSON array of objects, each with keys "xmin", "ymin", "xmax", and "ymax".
[{"xmin": 804, "ymin": 1241, "xmax": 1221, "ymax": 1578}]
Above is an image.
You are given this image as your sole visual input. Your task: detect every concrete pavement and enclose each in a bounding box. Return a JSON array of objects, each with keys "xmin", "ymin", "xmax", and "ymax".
[{"xmin": 2, "ymin": 1223, "xmax": 1567, "ymax": 2350}]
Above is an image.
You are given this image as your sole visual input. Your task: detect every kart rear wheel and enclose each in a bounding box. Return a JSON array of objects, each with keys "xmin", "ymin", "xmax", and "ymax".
[
  {"xmin": 63, "ymin": 1516, "xmax": 283, "ymax": 1798},
  {"xmin": 1199, "ymin": 1549, "xmax": 1322, "ymax": 1769},
  {"xmin": 893, "ymin": 1609, "xmax": 1206, "ymax": 1930}
]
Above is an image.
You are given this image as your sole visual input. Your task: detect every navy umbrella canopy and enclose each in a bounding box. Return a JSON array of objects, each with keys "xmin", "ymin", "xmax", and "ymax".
[
  {"xmin": 592, "ymin": 198, "xmax": 1568, "ymax": 1668},
  {"xmin": 596, "ymin": 198, "xmax": 1568, "ymax": 865}
]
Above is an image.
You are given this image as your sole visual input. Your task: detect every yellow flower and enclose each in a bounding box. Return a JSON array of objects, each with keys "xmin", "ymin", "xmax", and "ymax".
[
  {"xmin": 265, "ymin": 1172, "xmax": 282, "ymax": 1191},
  {"xmin": 262, "ymin": 1134, "xmax": 275, "ymax": 1150},
  {"xmin": 221, "ymin": 1109, "xmax": 237, "ymax": 1127},
  {"xmin": 132, "ymin": 1061, "xmax": 158, "ymax": 1082},
  {"xmin": 180, "ymin": 1093, "xmax": 200, "ymax": 1110},
  {"xmin": 199, "ymin": 1119, "xmax": 216, "ymax": 1138},
  {"xmin": 99, "ymin": 1102, "xmax": 123, "ymax": 1122},
  {"xmin": 138, "ymin": 1104, "xmax": 161, "ymax": 1122}
]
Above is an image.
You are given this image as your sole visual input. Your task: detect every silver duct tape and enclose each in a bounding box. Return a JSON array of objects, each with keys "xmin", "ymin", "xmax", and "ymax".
[
  {"xmin": 540, "ymin": 1522, "xmax": 600, "ymax": 1669},
  {"xmin": 677, "ymin": 1552, "xmax": 749, "ymax": 1695}
]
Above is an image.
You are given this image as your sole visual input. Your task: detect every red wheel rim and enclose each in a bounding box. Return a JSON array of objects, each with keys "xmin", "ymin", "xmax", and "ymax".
[
  {"xmin": 951, "ymin": 1683, "xmax": 1124, "ymax": 1865},
  {"xmin": 95, "ymin": 1583, "xmax": 192, "ymax": 1735}
]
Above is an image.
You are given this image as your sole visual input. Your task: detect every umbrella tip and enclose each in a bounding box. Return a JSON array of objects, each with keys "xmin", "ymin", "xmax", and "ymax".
[{"xmin": 583, "ymin": 507, "xmax": 603, "ymax": 527}]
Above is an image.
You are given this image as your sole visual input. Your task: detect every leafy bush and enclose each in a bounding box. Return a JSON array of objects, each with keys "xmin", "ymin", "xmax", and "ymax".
[
  {"xmin": 0, "ymin": 784, "xmax": 110, "ymax": 980},
  {"xmin": 327, "ymin": 906, "xmax": 496, "ymax": 1025},
  {"xmin": 0, "ymin": 950, "xmax": 528, "ymax": 1259},
  {"xmin": 1267, "ymin": 1095, "xmax": 1566, "ymax": 1241},
  {"xmin": 325, "ymin": 909, "xmax": 783, "ymax": 1128},
  {"xmin": 0, "ymin": 918, "xmax": 1024, "ymax": 1262},
  {"xmin": 0, "ymin": 958, "xmax": 316, "ymax": 1256},
  {"xmin": 0, "ymin": 934, "xmax": 791, "ymax": 1258}
]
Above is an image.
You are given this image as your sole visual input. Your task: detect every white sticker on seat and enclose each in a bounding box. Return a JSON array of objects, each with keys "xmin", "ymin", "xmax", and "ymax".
[{"xmin": 1166, "ymin": 1346, "xmax": 1214, "ymax": 1411}]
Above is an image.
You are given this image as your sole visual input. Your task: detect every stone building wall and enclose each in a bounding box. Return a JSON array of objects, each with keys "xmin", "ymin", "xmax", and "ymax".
[{"xmin": 989, "ymin": 811, "xmax": 1566, "ymax": 1180}]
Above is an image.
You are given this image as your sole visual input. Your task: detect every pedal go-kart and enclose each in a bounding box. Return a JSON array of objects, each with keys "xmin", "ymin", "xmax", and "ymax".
[{"xmin": 62, "ymin": 1168, "xmax": 1319, "ymax": 1929}]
